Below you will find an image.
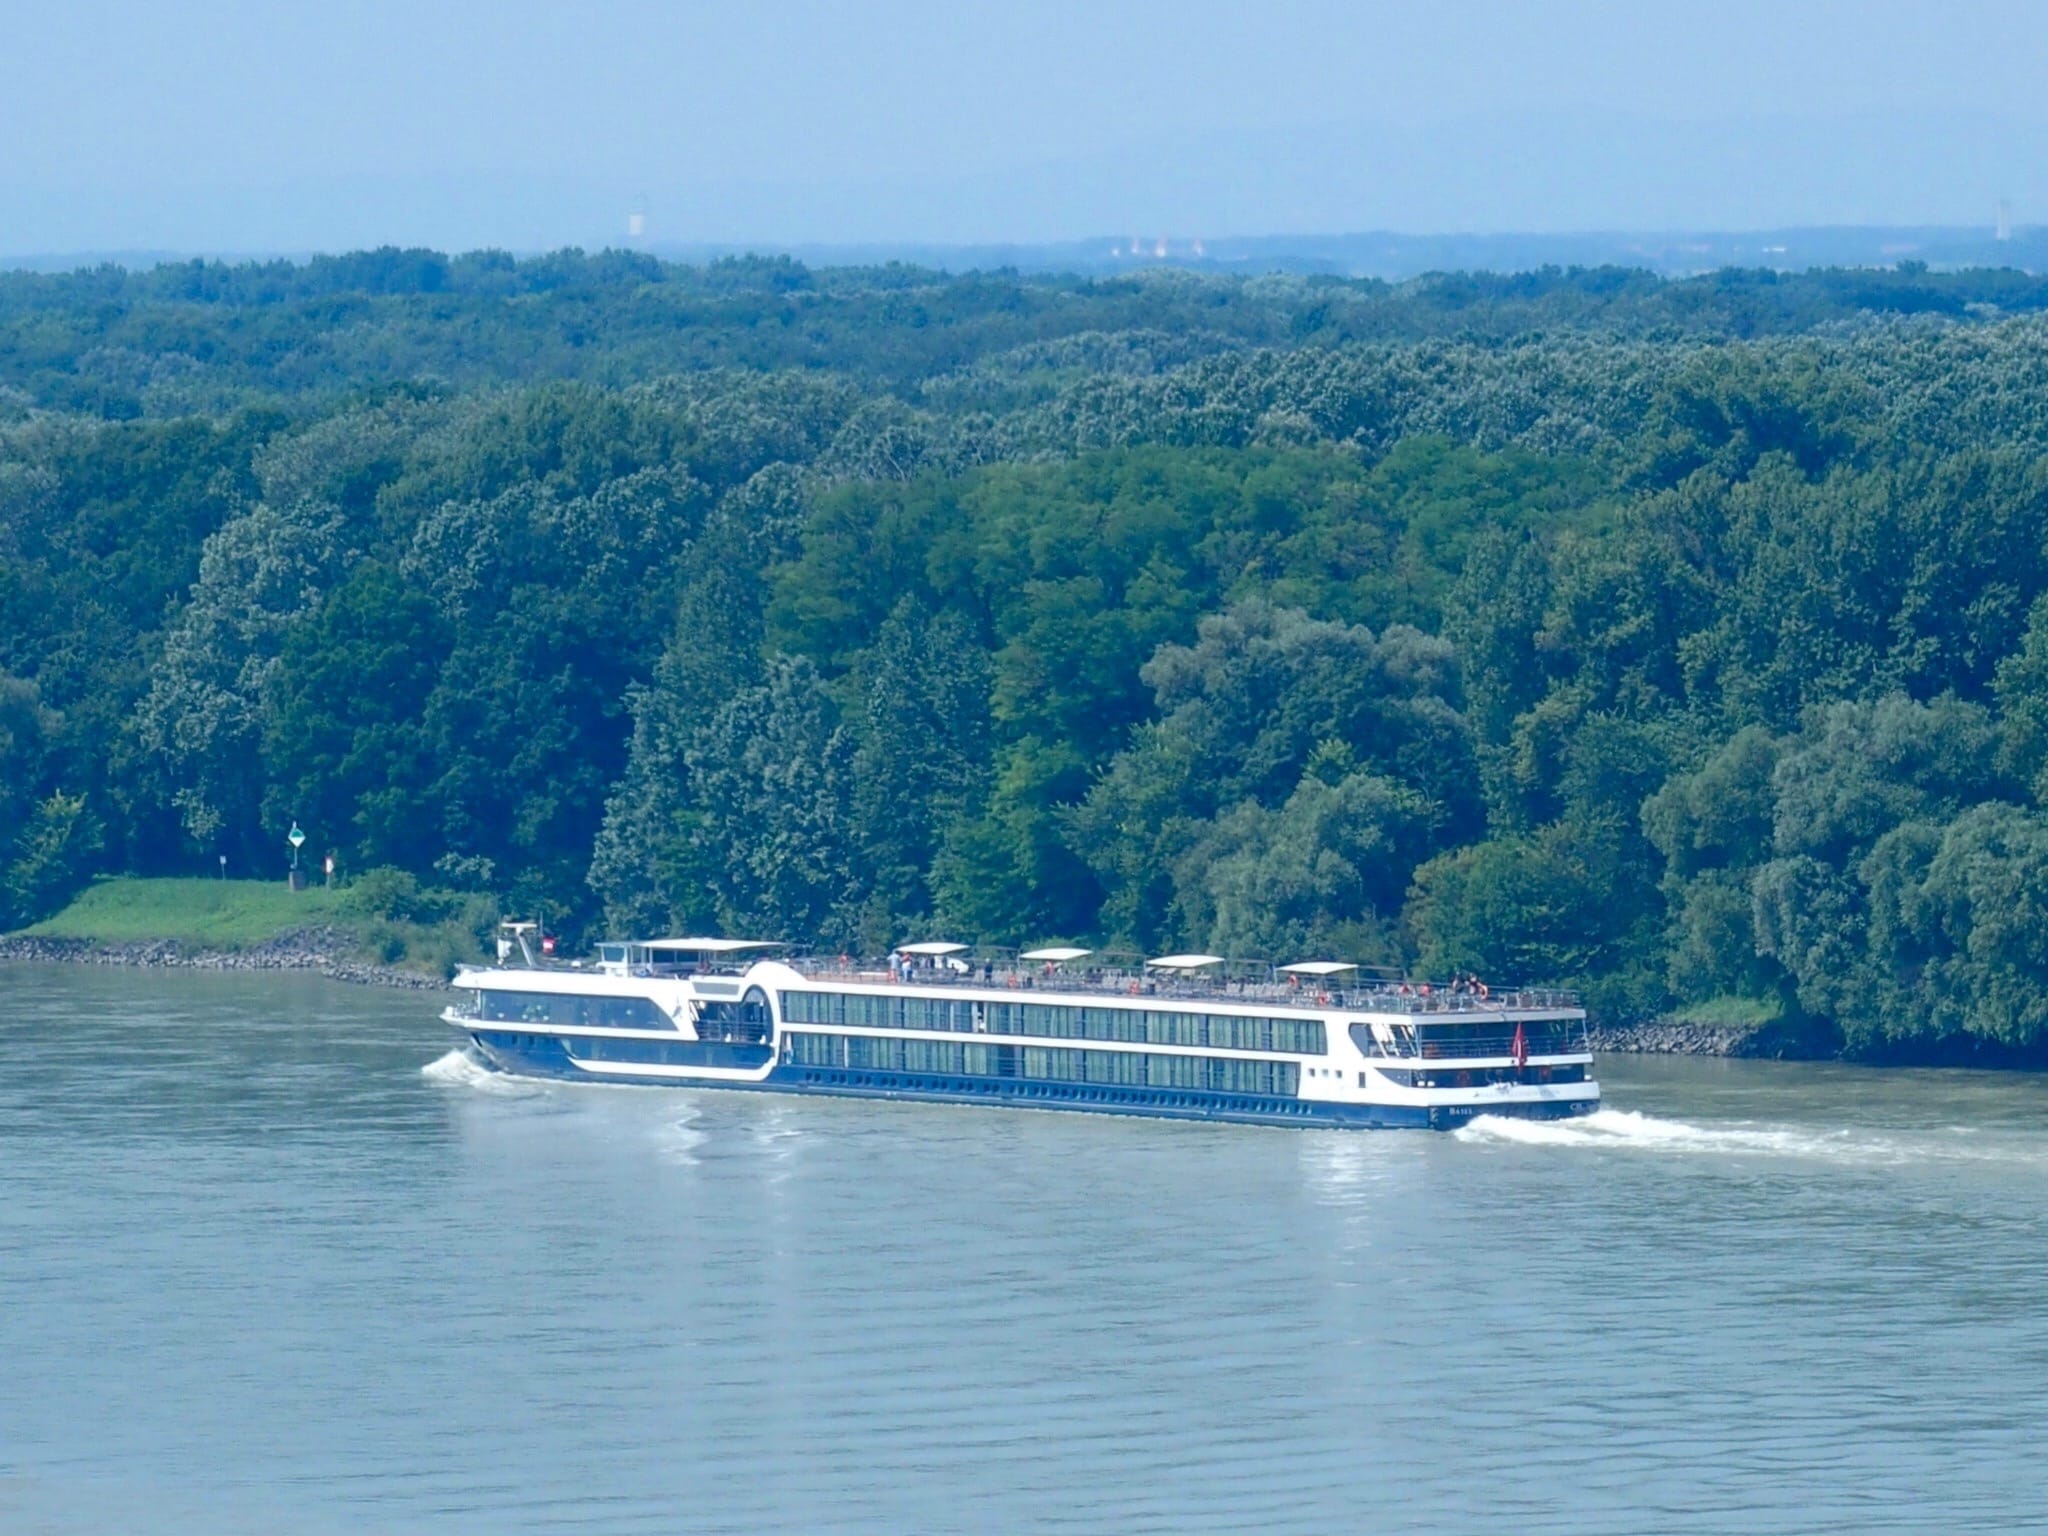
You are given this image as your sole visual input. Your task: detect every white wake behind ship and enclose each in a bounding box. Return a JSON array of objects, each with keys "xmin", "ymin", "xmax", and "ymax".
[{"xmin": 443, "ymin": 932, "xmax": 1599, "ymax": 1131}]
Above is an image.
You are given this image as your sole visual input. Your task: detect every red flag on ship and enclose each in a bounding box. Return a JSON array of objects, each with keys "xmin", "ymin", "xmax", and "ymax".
[{"xmin": 1512, "ymin": 1021, "xmax": 1528, "ymax": 1069}]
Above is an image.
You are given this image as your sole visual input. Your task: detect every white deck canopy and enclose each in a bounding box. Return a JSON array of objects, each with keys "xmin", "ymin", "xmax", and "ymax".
[
  {"xmin": 1020, "ymin": 946, "xmax": 1093, "ymax": 962},
  {"xmin": 1277, "ymin": 961, "xmax": 1359, "ymax": 977},
  {"xmin": 640, "ymin": 938, "xmax": 784, "ymax": 953},
  {"xmin": 1147, "ymin": 953, "xmax": 1226, "ymax": 971},
  {"xmin": 897, "ymin": 941, "xmax": 970, "ymax": 957}
]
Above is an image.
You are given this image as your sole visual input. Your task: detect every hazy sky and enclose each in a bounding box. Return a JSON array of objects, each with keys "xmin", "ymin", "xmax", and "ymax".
[{"xmin": 5, "ymin": 0, "xmax": 2048, "ymax": 253}]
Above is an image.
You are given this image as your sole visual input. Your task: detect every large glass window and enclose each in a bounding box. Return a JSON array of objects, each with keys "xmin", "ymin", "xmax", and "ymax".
[
  {"xmin": 570, "ymin": 1037, "xmax": 773, "ymax": 1069},
  {"xmin": 696, "ymin": 986, "xmax": 774, "ymax": 1043},
  {"xmin": 780, "ymin": 992, "xmax": 1325, "ymax": 1055},
  {"xmin": 474, "ymin": 990, "xmax": 673, "ymax": 1030},
  {"xmin": 781, "ymin": 992, "xmax": 978, "ymax": 1032},
  {"xmin": 785, "ymin": 1032, "xmax": 1299, "ymax": 1097},
  {"xmin": 1352, "ymin": 1021, "xmax": 1587, "ymax": 1059}
]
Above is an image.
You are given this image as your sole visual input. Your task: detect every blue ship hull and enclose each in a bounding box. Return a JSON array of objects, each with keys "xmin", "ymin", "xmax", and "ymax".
[{"xmin": 465, "ymin": 1029, "xmax": 1598, "ymax": 1131}]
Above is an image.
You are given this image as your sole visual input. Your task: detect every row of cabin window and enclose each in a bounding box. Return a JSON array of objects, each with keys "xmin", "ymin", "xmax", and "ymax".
[
  {"xmin": 781, "ymin": 992, "xmax": 981, "ymax": 1032},
  {"xmin": 779, "ymin": 991, "xmax": 1326, "ymax": 1056},
  {"xmin": 568, "ymin": 1037, "xmax": 774, "ymax": 1068},
  {"xmin": 472, "ymin": 990, "xmax": 671, "ymax": 1030},
  {"xmin": 785, "ymin": 1031, "xmax": 1300, "ymax": 1097}
]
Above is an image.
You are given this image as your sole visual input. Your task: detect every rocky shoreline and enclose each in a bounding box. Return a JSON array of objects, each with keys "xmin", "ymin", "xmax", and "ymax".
[
  {"xmin": 2, "ymin": 935, "xmax": 1773, "ymax": 1050},
  {"xmin": 1582, "ymin": 1020, "xmax": 1762, "ymax": 1056},
  {"xmin": 0, "ymin": 927, "xmax": 447, "ymax": 990}
]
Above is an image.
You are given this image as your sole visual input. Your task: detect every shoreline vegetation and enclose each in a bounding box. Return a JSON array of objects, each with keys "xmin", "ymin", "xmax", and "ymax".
[
  {"xmin": 0, "ymin": 932, "xmax": 2024, "ymax": 1064},
  {"xmin": 0, "ymin": 879, "xmax": 2025, "ymax": 1066},
  {"xmin": 2, "ymin": 876, "xmax": 485, "ymax": 989},
  {"xmin": 16, "ymin": 252, "xmax": 2048, "ymax": 1066},
  {"xmin": 0, "ymin": 930, "xmax": 445, "ymax": 990}
]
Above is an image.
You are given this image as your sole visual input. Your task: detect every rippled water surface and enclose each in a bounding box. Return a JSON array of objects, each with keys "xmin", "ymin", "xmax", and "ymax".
[{"xmin": 5, "ymin": 964, "xmax": 2048, "ymax": 1534}]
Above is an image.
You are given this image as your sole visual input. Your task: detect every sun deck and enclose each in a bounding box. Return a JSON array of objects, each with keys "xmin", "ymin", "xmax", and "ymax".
[
  {"xmin": 781, "ymin": 958, "xmax": 1577, "ymax": 1014},
  {"xmin": 531, "ymin": 936, "xmax": 1577, "ymax": 1018}
]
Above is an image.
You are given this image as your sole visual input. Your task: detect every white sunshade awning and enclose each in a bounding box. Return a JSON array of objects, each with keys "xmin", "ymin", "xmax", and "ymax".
[
  {"xmin": 1147, "ymin": 953, "xmax": 1227, "ymax": 971},
  {"xmin": 1277, "ymin": 961, "xmax": 1360, "ymax": 977},
  {"xmin": 639, "ymin": 937, "xmax": 785, "ymax": 953},
  {"xmin": 897, "ymin": 941, "xmax": 970, "ymax": 957},
  {"xmin": 1020, "ymin": 946, "xmax": 1093, "ymax": 962}
]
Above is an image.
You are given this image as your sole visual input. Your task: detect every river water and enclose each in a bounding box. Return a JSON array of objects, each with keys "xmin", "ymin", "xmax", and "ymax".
[{"xmin": 3, "ymin": 963, "xmax": 2046, "ymax": 1534}]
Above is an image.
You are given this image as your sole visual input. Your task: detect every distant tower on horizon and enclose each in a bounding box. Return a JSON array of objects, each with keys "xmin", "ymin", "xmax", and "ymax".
[
  {"xmin": 628, "ymin": 195, "xmax": 650, "ymax": 242},
  {"xmin": 1997, "ymin": 199, "xmax": 2013, "ymax": 242}
]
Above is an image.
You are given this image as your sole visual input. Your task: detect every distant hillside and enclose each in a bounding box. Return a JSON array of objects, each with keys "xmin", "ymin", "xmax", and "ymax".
[
  {"xmin": 5, "ymin": 249, "xmax": 2048, "ymax": 416},
  {"xmin": 11, "ymin": 226, "xmax": 2043, "ymax": 282},
  {"xmin": 652, "ymin": 226, "xmax": 2048, "ymax": 280}
]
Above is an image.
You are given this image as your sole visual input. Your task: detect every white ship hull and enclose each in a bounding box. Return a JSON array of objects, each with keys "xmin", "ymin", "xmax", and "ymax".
[{"xmin": 444, "ymin": 955, "xmax": 1600, "ymax": 1131}]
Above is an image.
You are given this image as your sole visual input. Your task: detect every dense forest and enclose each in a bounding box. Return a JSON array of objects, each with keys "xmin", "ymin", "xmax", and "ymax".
[{"xmin": 11, "ymin": 249, "xmax": 2048, "ymax": 1058}]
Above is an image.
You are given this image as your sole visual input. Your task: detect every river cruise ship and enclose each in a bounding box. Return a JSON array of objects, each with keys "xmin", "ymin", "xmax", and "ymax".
[{"xmin": 444, "ymin": 934, "xmax": 1599, "ymax": 1131}]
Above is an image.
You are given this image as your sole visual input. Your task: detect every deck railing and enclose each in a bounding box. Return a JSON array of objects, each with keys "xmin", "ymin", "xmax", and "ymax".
[
  {"xmin": 483, "ymin": 950, "xmax": 1580, "ymax": 1015},
  {"xmin": 780, "ymin": 958, "xmax": 1580, "ymax": 1014},
  {"xmin": 1361, "ymin": 1026, "xmax": 1593, "ymax": 1059}
]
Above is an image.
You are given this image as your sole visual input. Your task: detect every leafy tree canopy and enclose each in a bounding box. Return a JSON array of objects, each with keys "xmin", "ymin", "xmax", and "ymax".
[{"xmin": 10, "ymin": 248, "xmax": 2048, "ymax": 1057}]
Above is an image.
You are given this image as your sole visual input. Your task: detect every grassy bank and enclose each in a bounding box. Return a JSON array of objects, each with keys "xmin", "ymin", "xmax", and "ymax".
[
  {"xmin": 20, "ymin": 877, "xmax": 348, "ymax": 947},
  {"xmin": 16, "ymin": 875, "xmax": 492, "ymax": 975}
]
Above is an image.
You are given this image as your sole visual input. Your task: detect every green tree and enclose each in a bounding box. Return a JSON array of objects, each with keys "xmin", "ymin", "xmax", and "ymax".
[
  {"xmin": 261, "ymin": 563, "xmax": 449, "ymax": 870},
  {"xmin": 1405, "ymin": 827, "xmax": 1618, "ymax": 988},
  {"xmin": 849, "ymin": 601, "xmax": 995, "ymax": 924},
  {"xmin": 1071, "ymin": 600, "xmax": 1480, "ymax": 948},
  {"xmin": 685, "ymin": 658, "xmax": 862, "ymax": 943},
  {"xmin": 1174, "ymin": 766, "xmax": 1429, "ymax": 961},
  {"xmin": 135, "ymin": 495, "xmax": 351, "ymax": 859},
  {"xmin": 1, "ymin": 791, "xmax": 102, "ymax": 928}
]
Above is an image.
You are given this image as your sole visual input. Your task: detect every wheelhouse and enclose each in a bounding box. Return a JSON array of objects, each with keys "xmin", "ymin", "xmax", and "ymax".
[{"xmin": 594, "ymin": 938, "xmax": 785, "ymax": 976}]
